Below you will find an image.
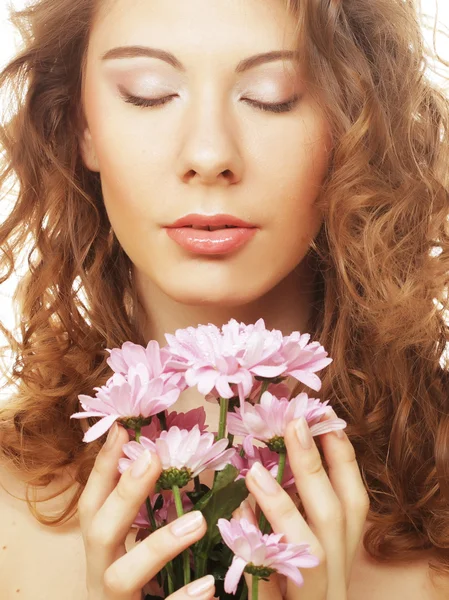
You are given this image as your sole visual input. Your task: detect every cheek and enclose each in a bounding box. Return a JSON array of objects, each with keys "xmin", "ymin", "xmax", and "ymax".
[{"xmin": 268, "ymin": 120, "xmax": 330, "ymax": 251}]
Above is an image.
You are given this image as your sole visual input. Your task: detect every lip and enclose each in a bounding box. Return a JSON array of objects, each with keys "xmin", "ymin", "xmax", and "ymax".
[
  {"xmin": 166, "ymin": 226, "xmax": 257, "ymax": 255},
  {"xmin": 166, "ymin": 213, "xmax": 256, "ymax": 229}
]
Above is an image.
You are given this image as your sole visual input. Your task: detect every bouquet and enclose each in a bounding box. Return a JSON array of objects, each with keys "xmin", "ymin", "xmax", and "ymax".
[{"xmin": 70, "ymin": 318, "xmax": 346, "ymax": 599}]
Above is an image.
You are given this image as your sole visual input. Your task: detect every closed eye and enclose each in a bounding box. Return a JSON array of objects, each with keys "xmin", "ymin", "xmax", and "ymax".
[{"xmin": 120, "ymin": 92, "xmax": 300, "ymax": 114}]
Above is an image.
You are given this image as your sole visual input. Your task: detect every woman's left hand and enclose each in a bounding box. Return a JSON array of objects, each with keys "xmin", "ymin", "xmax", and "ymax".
[{"xmin": 232, "ymin": 409, "xmax": 370, "ymax": 600}]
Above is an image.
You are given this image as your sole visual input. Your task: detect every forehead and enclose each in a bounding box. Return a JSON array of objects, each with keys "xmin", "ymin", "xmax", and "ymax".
[{"xmin": 89, "ymin": 0, "xmax": 298, "ymax": 57}]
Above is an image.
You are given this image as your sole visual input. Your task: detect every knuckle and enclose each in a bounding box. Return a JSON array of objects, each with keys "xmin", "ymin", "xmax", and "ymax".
[
  {"xmin": 319, "ymin": 503, "xmax": 345, "ymax": 530},
  {"xmin": 275, "ymin": 499, "xmax": 299, "ymax": 523},
  {"xmin": 349, "ymin": 489, "xmax": 370, "ymax": 515},
  {"xmin": 104, "ymin": 567, "xmax": 132, "ymax": 595},
  {"xmin": 304, "ymin": 453, "xmax": 324, "ymax": 477}
]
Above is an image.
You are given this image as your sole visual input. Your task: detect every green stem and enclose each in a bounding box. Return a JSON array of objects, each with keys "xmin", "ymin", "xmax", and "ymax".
[
  {"xmin": 194, "ymin": 475, "xmax": 201, "ymax": 494},
  {"xmin": 217, "ymin": 396, "xmax": 229, "ymax": 440},
  {"xmin": 258, "ymin": 451, "xmax": 286, "ymax": 534},
  {"xmin": 172, "ymin": 484, "xmax": 191, "ymax": 587},
  {"xmin": 252, "ymin": 575, "xmax": 259, "ymax": 600},
  {"xmin": 238, "ymin": 579, "xmax": 248, "ymax": 600},
  {"xmin": 258, "ymin": 380, "xmax": 270, "ymax": 403},
  {"xmin": 214, "ymin": 397, "xmax": 229, "ymax": 485},
  {"xmin": 135, "ymin": 426, "xmax": 172, "ymax": 589}
]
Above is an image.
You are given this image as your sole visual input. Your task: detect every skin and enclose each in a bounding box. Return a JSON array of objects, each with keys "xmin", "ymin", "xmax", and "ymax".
[
  {"xmin": 80, "ymin": 0, "xmax": 333, "ymax": 348},
  {"xmin": 78, "ymin": 1, "xmax": 369, "ymax": 598}
]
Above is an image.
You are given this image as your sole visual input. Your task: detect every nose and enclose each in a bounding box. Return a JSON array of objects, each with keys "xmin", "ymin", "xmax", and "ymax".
[{"xmin": 175, "ymin": 95, "xmax": 244, "ymax": 187}]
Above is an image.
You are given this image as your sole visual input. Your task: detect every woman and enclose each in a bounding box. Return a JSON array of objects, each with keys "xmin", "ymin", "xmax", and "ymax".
[{"xmin": 0, "ymin": 0, "xmax": 448, "ymax": 598}]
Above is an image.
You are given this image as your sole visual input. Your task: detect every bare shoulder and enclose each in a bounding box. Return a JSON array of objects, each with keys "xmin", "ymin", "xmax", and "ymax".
[
  {"xmin": 348, "ymin": 538, "xmax": 449, "ymax": 600},
  {"xmin": 0, "ymin": 459, "xmax": 88, "ymax": 600}
]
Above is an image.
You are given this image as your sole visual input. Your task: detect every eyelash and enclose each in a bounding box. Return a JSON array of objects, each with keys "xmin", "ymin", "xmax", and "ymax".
[{"xmin": 121, "ymin": 93, "xmax": 299, "ymax": 114}]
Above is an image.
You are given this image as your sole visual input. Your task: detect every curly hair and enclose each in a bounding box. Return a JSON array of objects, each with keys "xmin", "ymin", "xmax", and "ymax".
[{"xmin": 0, "ymin": 0, "xmax": 448, "ymax": 579}]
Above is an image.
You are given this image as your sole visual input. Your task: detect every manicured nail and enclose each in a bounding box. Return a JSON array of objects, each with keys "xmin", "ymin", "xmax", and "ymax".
[
  {"xmin": 130, "ymin": 450, "xmax": 152, "ymax": 478},
  {"xmin": 240, "ymin": 499, "xmax": 255, "ymax": 523},
  {"xmin": 104, "ymin": 422, "xmax": 118, "ymax": 450},
  {"xmin": 295, "ymin": 417, "xmax": 313, "ymax": 450},
  {"xmin": 171, "ymin": 511, "xmax": 204, "ymax": 536},
  {"xmin": 329, "ymin": 409, "xmax": 346, "ymax": 439},
  {"xmin": 334, "ymin": 428, "xmax": 346, "ymax": 439},
  {"xmin": 249, "ymin": 462, "xmax": 279, "ymax": 496},
  {"xmin": 187, "ymin": 574, "xmax": 215, "ymax": 597}
]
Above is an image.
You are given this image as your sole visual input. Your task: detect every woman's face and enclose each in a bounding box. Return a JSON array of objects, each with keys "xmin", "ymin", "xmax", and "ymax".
[{"xmin": 80, "ymin": 0, "xmax": 332, "ymax": 307}]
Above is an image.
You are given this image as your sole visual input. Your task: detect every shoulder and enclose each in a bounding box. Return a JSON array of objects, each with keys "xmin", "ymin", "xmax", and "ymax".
[
  {"xmin": 0, "ymin": 460, "xmax": 88, "ymax": 599},
  {"xmin": 348, "ymin": 538, "xmax": 449, "ymax": 600}
]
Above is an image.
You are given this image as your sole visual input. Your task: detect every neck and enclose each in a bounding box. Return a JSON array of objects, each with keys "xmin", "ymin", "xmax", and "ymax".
[{"xmin": 134, "ymin": 256, "xmax": 319, "ymax": 347}]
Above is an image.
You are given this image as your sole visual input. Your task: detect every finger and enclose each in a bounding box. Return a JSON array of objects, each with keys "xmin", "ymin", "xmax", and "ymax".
[
  {"xmin": 103, "ymin": 511, "xmax": 207, "ymax": 596},
  {"xmin": 283, "ymin": 417, "xmax": 347, "ymax": 597},
  {"xmin": 317, "ymin": 409, "xmax": 370, "ymax": 580},
  {"xmin": 85, "ymin": 447, "xmax": 162, "ymax": 580},
  {"xmin": 78, "ymin": 423, "xmax": 130, "ymax": 531},
  {"xmin": 165, "ymin": 575, "xmax": 216, "ymax": 599},
  {"xmin": 245, "ymin": 463, "xmax": 326, "ymax": 600}
]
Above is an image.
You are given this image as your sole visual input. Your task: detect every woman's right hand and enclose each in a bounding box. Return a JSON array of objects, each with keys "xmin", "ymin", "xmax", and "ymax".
[{"xmin": 77, "ymin": 422, "xmax": 216, "ymax": 600}]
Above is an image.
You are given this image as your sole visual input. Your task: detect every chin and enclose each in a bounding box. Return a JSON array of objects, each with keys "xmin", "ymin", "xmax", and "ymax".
[{"xmin": 160, "ymin": 278, "xmax": 269, "ymax": 308}]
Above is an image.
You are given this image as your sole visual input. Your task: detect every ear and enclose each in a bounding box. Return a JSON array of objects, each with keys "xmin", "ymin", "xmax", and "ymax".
[{"xmin": 79, "ymin": 126, "xmax": 100, "ymax": 172}]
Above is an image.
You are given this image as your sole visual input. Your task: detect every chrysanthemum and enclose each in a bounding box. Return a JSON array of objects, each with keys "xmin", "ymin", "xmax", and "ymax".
[
  {"xmin": 164, "ymin": 318, "xmax": 286, "ymax": 403},
  {"xmin": 133, "ymin": 491, "xmax": 193, "ymax": 530},
  {"xmin": 278, "ymin": 332, "xmax": 333, "ymax": 391},
  {"xmin": 217, "ymin": 517, "xmax": 320, "ymax": 594},
  {"xmin": 227, "ymin": 391, "xmax": 346, "ymax": 453},
  {"xmin": 231, "ymin": 443, "xmax": 295, "ymax": 489},
  {"xmin": 119, "ymin": 425, "xmax": 236, "ymax": 489},
  {"xmin": 107, "ymin": 339, "xmax": 187, "ymax": 389},
  {"xmin": 70, "ymin": 363, "xmax": 181, "ymax": 442},
  {"xmin": 139, "ymin": 406, "xmax": 209, "ymax": 440}
]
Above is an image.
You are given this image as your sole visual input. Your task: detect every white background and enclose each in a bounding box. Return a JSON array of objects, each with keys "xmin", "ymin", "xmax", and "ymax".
[{"xmin": 0, "ymin": 0, "xmax": 448, "ymax": 401}]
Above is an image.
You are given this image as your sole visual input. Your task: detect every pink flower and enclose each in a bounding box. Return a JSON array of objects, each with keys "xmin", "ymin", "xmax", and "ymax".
[
  {"xmin": 205, "ymin": 378, "xmax": 291, "ymax": 405},
  {"xmin": 231, "ymin": 444, "xmax": 295, "ymax": 489},
  {"xmin": 119, "ymin": 425, "xmax": 236, "ymax": 484},
  {"xmin": 70, "ymin": 363, "xmax": 181, "ymax": 443},
  {"xmin": 139, "ymin": 407, "xmax": 209, "ymax": 440},
  {"xmin": 227, "ymin": 391, "xmax": 346, "ymax": 453},
  {"xmin": 133, "ymin": 491, "xmax": 193, "ymax": 529},
  {"xmin": 164, "ymin": 318, "xmax": 286, "ymax": 403},
  {"xmin": 278, "ymin": 332, "xmax": 332, "ymax": 392},
  {"xmin": 217, "ymin": 517, "xmax": 320, "ymax": 594},
  {"xmin": 107, "ymin": 339, "xmax": 187, "ymax": 390}
]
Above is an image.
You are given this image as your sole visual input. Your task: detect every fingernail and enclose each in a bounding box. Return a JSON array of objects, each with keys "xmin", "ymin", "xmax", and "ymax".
[
  {"xmin": 335, "ymin": 428, "xmax": 346, "ymax": 439},
  {"xmin": 249, "ymin": 462, "xmax": 279, "ymax": 496},
  {"xmin": 295, "ymin": 417, "xmax": 313, "ymax": 450},
  {"xmin": 104, "ymin": 422, "xmax": 118, "ymax": 450},
  {"xmin": 187, "ymin": 574, "xmax": 215, "ymax": 597},
  {"xmin": 130, "ymin": 450, "xmax": 152, "ymax": 478},
  {"xmin": 328, "ymin": 409, "xmax": 346, "ymax": 439},
  {"xmin": 171, "ymin": 511, "xmax": 204, "ymax": 536},
  {"xmin": 240, "ymin": 499, "xmax": 254, "ymax": 522}
]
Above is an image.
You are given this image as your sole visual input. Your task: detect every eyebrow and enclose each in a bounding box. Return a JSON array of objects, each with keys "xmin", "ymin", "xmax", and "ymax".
[{"xmin": 101, "ymin": 46, "xmax": 300, "ymax": 73}]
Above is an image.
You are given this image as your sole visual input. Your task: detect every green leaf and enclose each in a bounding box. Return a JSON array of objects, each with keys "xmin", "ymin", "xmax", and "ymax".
[
  {"xmin": 144, "ymin": 595, "xmax": 164, "ymax": 600},
  {"xmin": 193, "ymin": 464, "xmax": 240, "ymax": 512},
  {"xmin": 186, "ymin": 483, "xmax": 210, "ymax": 505},
  {"xmin": 193, "ymin": 476, "xmax": 249, "ymax": 555}
]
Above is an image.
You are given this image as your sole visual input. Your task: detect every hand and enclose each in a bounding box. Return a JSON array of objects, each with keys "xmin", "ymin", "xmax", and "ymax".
[
  {"xmin": 234, "ymin": 409, "xmax": 370, "ymax": 600},
  {"xmin": 78, "ymin": 423, "xmax": 216, "ymax": 600}
]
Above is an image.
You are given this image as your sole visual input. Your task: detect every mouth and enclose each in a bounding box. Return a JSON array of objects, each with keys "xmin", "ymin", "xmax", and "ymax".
[{"xmin": 182, "ymin": 225, "xmax": 238, "ymax": 231}]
